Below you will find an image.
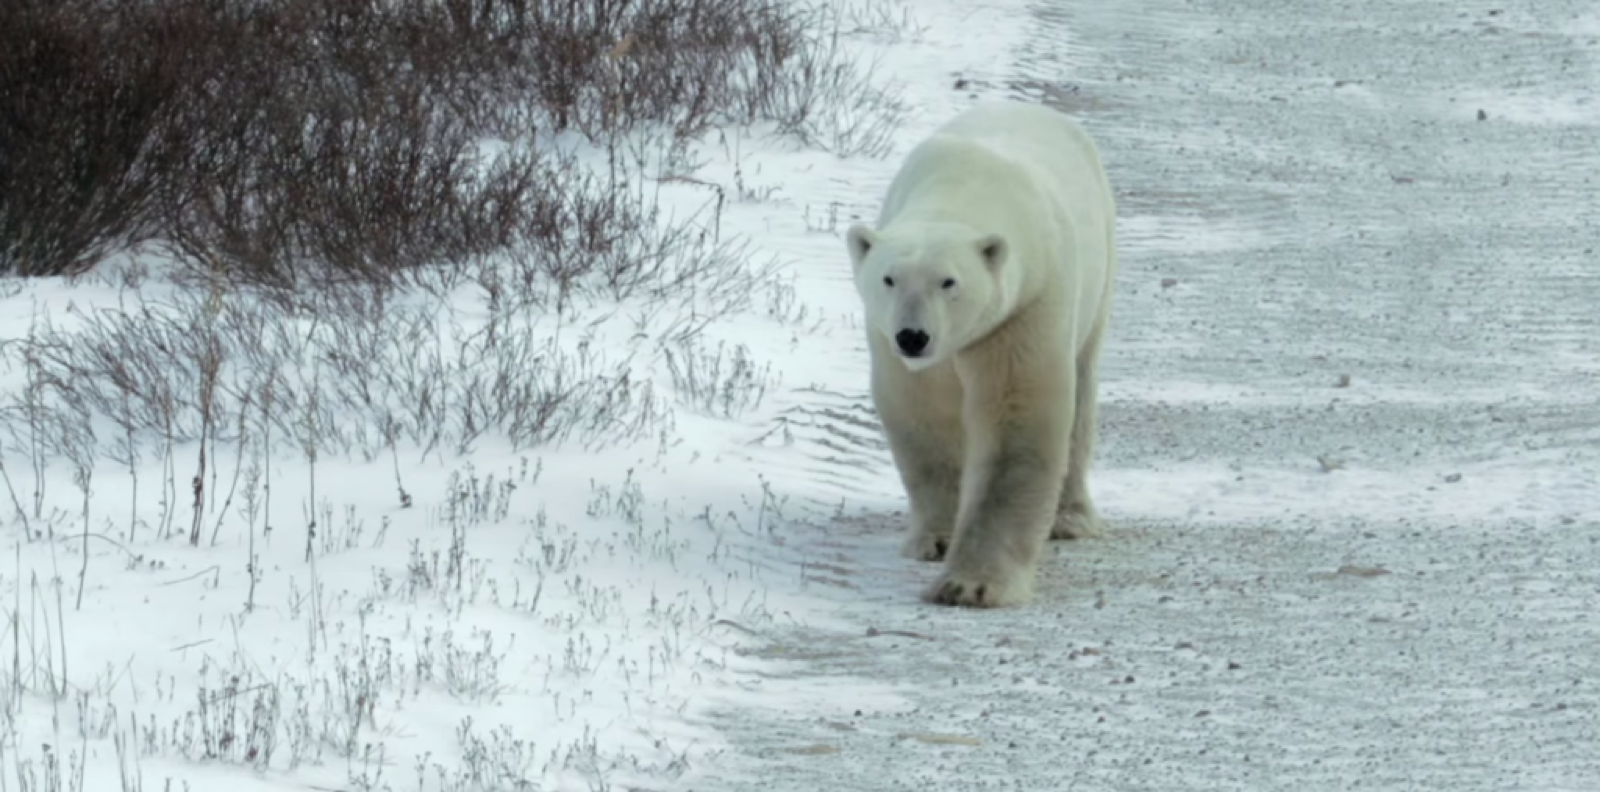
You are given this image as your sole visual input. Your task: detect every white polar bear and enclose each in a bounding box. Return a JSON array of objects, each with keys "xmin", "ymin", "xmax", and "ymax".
[{"xmin": 845, "ymin": 100, "xmax": 1118, "ymax": 608}]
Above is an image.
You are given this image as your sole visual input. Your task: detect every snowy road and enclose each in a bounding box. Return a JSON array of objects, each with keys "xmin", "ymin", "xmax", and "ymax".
[{"xmin": 707, "ymin": 0, "xmax": 1600, "ymax": 789}]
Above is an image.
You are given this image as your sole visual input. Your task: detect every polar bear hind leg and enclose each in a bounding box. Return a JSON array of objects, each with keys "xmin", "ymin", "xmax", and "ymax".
[
  {"xmin": 868, "ymin": 333, "xmax": 965, "ymax": 562},
  {"xmin": 1053, "ymin": 315, "xmax": 1107, "ymax": 540},
  {"xmin": 886, "ymin": 410, "xmax": 963, "ymax": 562}
]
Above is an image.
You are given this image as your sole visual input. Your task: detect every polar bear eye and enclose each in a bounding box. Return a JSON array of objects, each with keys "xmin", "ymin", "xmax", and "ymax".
[
  {"xmin": 941, "ymin": 278, "xmax": 957, "ymax": 290},
  {"xmin": 882, "ymin": 276, "xmax": 895, "ymax": 287}
]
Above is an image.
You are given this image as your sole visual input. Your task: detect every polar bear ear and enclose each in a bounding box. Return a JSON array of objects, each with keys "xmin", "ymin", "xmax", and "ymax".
[
  {"xmin": 846, "ymin": 224, "xmax": 878, "ymax": 270},
  {"xmin": 976, "ymin": 234, "xmax": 1007, "ymax": 271}
]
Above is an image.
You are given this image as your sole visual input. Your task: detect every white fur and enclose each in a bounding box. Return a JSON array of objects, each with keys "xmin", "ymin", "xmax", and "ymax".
[{"xmin": 846, "ymin": 100, "xmax": 1118, "ymax": 608}]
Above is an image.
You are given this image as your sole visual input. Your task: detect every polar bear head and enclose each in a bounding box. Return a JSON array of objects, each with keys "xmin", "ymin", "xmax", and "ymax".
[{"xmin": 846, "ymin": 222, "xmax": 1009, "ymax": 371}]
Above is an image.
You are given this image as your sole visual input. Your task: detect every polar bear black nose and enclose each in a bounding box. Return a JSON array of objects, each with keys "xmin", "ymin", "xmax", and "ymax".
[{"xmin": 895, "ymin": 329, "xmax": 930, "ymax": 356}]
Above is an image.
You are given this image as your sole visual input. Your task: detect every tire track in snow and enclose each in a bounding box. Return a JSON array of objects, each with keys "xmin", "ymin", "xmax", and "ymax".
[{"xmin": 752, "ymin": 385, "xmax": 891, "ymax": 500}]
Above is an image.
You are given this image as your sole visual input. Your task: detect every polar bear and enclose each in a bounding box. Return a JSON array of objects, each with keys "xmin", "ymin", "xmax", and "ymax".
[{"xmin": 845, "ymin": 100, "xmax": 1117, "ymax": 608}]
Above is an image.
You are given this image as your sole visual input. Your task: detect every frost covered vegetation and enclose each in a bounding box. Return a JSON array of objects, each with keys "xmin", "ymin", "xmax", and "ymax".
[{"xmin": 0, "ymin": 0, "xmax": 908, "ymax": 788}]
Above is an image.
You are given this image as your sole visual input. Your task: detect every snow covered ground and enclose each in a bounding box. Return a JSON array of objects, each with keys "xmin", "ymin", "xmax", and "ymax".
[{"xmin": 2, "ymin": 0, "xmax": 1598, "ymax": 790}]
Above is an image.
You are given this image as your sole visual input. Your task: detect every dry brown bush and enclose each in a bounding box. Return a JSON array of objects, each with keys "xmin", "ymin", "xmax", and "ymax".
[{"xmin": 0, "ymin": 0, "xmax": 898, "ymax": 287}]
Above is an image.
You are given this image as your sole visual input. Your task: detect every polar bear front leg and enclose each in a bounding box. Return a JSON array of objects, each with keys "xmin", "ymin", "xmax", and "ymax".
[
  {"xmin": 927, "ymin": 355, "xmax": 1071, "ymax": 608},
  {"xmin": 927, "ymin": 413, "xmax": 1066, "ymax": 607}
]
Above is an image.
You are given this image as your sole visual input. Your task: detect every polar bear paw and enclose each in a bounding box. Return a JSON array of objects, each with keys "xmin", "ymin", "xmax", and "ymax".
[
  {"xmin": 922, "ymin": 567, "xmax": 1033, "ymax": 608},
  {"xmin": 1051, "ymin": 502, "xmax": 1105, "ymax": 541},
  {"xmin": 900, "ymin": 526, "xmax": 950, "ymax": 562},
  {"xmin": 900, "ymin": 510, "xmax": 953, "ymax": 562}
]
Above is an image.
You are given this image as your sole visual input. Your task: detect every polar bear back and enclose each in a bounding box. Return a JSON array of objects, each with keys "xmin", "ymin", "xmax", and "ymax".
[{"xmin": 877, "ymin": 101, "xmax": 1116, "ymax": 347}]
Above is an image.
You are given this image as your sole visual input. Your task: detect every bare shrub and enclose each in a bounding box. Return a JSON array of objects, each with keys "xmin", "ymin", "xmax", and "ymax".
[
  {"xmin": 0, "ymin": 0, "xmax": 192, "ymax": 276},
  {"xmin": 1, "ymin": 0, "xmax": 901, "ymax": 286}
]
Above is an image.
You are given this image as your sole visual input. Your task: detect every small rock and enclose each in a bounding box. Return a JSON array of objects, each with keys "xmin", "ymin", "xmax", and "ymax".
[
  {"xmin": 1160, "ymin": 277, "xmax": 1178, "ymax": 288},
  {"xmin": 787, "ymin": 744, "xmax": 839, "ymax": 755},
  {"xmin": 1335, "ymin": 373, "xmax": 1351, "ymax": 388},
  {"xmin": 897, "ymin": 732, "xmax": 982, "ymax": 747},
  {"xmin": 1444, "ymin": 472, "xmax": 1463, "ymax": 483},
  {"xmin": 1337, "ymin": 564, "xmax": 1391, "ymax": 578}
]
